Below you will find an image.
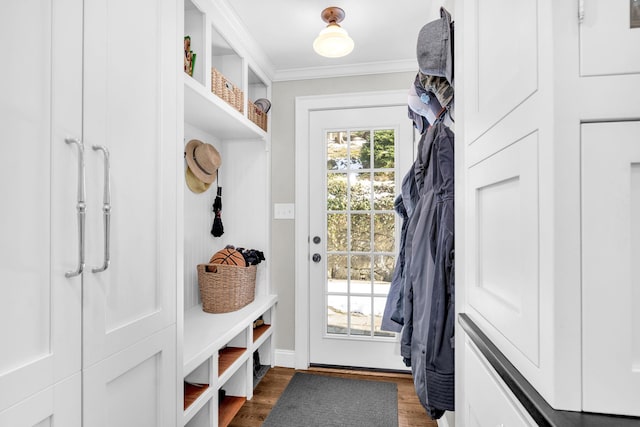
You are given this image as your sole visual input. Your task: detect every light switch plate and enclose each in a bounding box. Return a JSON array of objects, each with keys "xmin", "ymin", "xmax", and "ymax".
[{"xmin": 274, "ymin": 203, "xmax": 295, "ymax": 219}]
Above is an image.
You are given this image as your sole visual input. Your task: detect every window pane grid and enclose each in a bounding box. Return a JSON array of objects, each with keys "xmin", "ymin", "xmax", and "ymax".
[
  {"xmin": 326, "ymin": 251, "xmax": 396, "ymax": 254},
  {"xmin": 325, "ymin": 127, "xmax": 396, "ymax": 338},
  {"xmin": 327, "ymin": 211, "xmax": 395, "ymax": 220},
  {"xmin": 326, "ymin": 292, "xmax": 392, "ymax": 298}
]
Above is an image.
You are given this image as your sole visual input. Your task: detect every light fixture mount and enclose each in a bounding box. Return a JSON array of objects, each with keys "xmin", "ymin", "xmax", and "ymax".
[
  {"xmin": 320, "ymin": 7, "xmax": 345, "ymax": 25},
  {"xmin": 313, "ymin": 6, "xmax": 354, "ymax": 58}
]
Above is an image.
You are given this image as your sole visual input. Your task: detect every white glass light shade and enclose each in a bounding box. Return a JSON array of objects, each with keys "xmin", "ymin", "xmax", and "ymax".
[{"xmin": 313, "ymin": 24, "xmax": 354, "ymax": 58}]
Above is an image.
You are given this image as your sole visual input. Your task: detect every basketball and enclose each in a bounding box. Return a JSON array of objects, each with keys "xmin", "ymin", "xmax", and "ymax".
[{"xmin": 209, "ymin": 247, "xmax": 245, "ymax": 266}]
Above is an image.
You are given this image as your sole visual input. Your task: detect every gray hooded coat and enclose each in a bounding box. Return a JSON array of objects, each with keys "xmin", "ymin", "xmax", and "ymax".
[{"xmin": 400, "ymin": 122, "xmax": 455, "ymax": 419}]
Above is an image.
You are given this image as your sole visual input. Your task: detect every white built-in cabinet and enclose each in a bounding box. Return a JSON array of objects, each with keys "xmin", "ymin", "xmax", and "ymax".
[
  {"xmin": 582, "ymin": 121, "xmax": 640, "ymax": 416},
  {"xmin": 463, "ymin": 339, "xmax": 537, "ymax": 427},
  {"xmin": 0, "ymin": 1, "xmax": 82, "ymax": 425},
  {"xmin": 180, "ymin": 1, "xmax": 276, "ymax": 426},
  {"xmin": 456, "ymin": 0, "xmax": 640, "ymax": 422},
  {"xmin": 0, "ymin": 0, "xmax": 179, "ymax": 425}
]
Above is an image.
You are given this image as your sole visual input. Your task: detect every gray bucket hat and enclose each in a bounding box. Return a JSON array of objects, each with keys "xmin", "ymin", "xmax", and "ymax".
[{"xmin": 417, "ymin": 7, "xmax": 453, "ymax": 86}]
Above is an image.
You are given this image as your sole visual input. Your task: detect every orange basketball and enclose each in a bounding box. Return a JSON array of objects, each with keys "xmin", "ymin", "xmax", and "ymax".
[{"xmin": 209, "ymin": 247, "xmax": 245, "ymax": 266}]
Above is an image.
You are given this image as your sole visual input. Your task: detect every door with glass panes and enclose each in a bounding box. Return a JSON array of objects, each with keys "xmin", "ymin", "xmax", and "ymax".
[{"xmin": 309, "ymin": 106, "xmax": 413, "ymax": 370}]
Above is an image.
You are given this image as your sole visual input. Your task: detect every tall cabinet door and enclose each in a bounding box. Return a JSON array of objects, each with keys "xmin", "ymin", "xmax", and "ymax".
[
  {"xmin": 81, "ymin": 0, "xmax": 178, "ymax": 424},
  {"xmin": 582, "ymin": 121, "xmax": 640, "ymax": 416},
  {"xmin": 0, "ymin": 0, "xmax": 82, "ymax": 423}
]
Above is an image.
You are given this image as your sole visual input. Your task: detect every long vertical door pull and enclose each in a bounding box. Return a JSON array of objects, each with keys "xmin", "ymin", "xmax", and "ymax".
[
  {"xmin": 92, "ymin": 145, "xmax": 111, "ymax": 273},
  {"xmin": 65, "ymin": 138, "xmax": 86, "ymax": 278}
]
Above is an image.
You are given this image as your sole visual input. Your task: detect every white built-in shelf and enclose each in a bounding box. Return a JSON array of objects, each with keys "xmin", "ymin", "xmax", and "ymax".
[
  {"xmin": 184, "ymin": 75, "xmax": 267, "ymax": 140},
  {"xmin": 182, "ymin": 1, "xmax": 273, "ymax": 425},
  {"xmin": 183, "ymin": 294, "xmax": 277, "ymax": 375}
]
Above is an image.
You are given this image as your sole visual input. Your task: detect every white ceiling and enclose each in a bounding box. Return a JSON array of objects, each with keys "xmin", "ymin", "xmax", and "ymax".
[{"xmin": 225, "ymin": 0, "xmax": 442, "ymax": 81}]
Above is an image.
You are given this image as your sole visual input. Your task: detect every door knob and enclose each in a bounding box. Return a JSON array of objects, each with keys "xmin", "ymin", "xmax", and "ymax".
[{"xmin": 312, "ymin": 253, "xmax": 321, "ymax": 263}]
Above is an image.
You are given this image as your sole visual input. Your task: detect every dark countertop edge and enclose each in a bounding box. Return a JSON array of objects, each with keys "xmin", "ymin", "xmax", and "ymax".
[{"xmin": 458, "ymin": 313, "xmax": 640, "ymax": 427}]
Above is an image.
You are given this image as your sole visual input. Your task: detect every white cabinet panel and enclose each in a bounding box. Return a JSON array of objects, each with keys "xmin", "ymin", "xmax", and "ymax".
[
  {"xmin": 0, "ymin": 0, "xmax": 82, "ymax": 413},
  {"xmin": 582, "ymin": 121, "xmax": 640, "ymax": 416},
  {"xmin": 580, "ymin": 0, "xmax": 640, "ymax": 76},
  {"xmin": 82, "ymin": 0, "xmax": 178, "ymax": 367},
  {"xmin": 464, "ymin": 339, "xmax": 535, "ymax": 427},
  {"xmin": 467, "ymin": 133, "xmax": 539, "ymax": 365},
  {"xmin": 477, "ymin": 176, "xmax": 522, "ymax": 308},
  {"xmin": 84, "ymin": 326, "xmax": 176, "ymax": 427},
  {"xmin": 464, "ymin": 0, "xmax": 538, "ymax": 143},
  {"xmin": 0, "ymin": 374, "xmax": 81, "ymax": 427}
]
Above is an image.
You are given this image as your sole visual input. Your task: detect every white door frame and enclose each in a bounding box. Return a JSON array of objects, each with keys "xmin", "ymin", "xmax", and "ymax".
[{"xmin": 294, "ymin": 90, "xmax": 409, "ymax": 369}]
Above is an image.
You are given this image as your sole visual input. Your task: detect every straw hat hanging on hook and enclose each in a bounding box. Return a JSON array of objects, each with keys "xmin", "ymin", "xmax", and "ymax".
[
  {"xmin": 184, "ymin": 139, "xmax": 222, "ymax": 193},
  {"xmin": 185, "ymin": 166, "xmax": 211, "ymax": 193}
]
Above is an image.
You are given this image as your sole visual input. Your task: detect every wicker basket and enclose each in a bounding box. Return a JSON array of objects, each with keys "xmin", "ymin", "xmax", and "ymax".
[
  {"xmin": 248, "ymin": 100, "xmax": 268, "ymax": 132},
  {"xmin": 211, "ymin": 68, "xmax": 244, "ymax": 113},
  {"xmin": 197, "ymin": 263, "xmax": 256, "ymax": 313}
]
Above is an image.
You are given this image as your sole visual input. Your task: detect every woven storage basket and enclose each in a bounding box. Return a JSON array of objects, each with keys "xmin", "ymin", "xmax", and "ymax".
[
  {"xmin": 248, "ymin": 100, "xmax": 268, "ymax": 131},
  {"xmin": 197, "ymin": 263, "xmax": 256, "ymax": 313},
  {"xmin": 211, "ymin": 68, "xmax": 244, "ymax": 113}
]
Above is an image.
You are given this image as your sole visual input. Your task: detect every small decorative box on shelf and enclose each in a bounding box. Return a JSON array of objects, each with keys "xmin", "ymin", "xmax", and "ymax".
[
  {"xmin": 248, "ymin": 100, "xmax": 267, "ymax": 132},
  {"xmin": 211, "ymin": 67, "xmax": 243, "ymax": 113}
]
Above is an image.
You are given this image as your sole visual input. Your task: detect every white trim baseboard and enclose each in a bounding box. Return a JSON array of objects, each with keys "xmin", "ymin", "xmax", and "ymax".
[{"xmin": 274, "ymin": 349, "xmax": 296, "ymax": 369}]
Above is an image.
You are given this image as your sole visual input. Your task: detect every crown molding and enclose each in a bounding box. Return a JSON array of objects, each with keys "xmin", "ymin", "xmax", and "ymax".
[
  {"xmin": 273, "ymin": 59, "xmax": 417, "ymax": 82},
  {"xmin": 214, "ymin": 0, "xmax": 276, "ymax": 81}
]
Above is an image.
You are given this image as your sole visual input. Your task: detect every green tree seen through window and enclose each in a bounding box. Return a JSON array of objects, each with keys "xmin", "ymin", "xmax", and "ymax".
[
  {"xmin": 359, "ymin": 129, "xmax": 395, "ymax": 169},
  {"xmin": 326, "ymin": 129, "xmax": 396, "ymax": 269}
]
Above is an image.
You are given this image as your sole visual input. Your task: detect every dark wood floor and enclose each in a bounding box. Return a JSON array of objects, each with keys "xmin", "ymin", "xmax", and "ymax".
[{"xmin": 228, "ymin": 366, "xmax": 438, "ymax": 427}]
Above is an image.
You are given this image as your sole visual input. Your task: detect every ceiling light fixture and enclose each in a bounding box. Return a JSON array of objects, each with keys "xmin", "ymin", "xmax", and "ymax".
[{"xmin": 313, "ymin": 6, "xmax": 354, "ymax": 58}]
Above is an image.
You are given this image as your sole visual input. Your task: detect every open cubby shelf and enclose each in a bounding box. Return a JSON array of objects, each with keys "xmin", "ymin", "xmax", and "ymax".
[
  {"xmin": 253, "ymin": 365, "xmax": 270, "ymax": 389},
  {"xmin": 183, "ymin": 295, "xmax": 277, "ymax": 374},
  {"xmin": 184, "ymin": 75, "xmax": 266, "ymax": 140},
  {"xmin": 219, "ymin": 396, "xmax": 246, "ymax": 427},
  {"xmin": 218, "ymin": 347, "xmax": 246, "ymax": 377},
  {"xmin": 184, "ymin": 382, "xmax": 209, "ymax": 410},
  {"xmin": 253, "ymin": 324, "xmax": 270, "ymax": 343}
]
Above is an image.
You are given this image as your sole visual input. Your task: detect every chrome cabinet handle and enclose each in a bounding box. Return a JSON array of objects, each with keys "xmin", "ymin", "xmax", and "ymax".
[
  {"xmin": 65, "ymin": 138, "xmax": 86, "ymax": 278},
  {"xmin": 92, "ymin": 145, "xmax": 111, "ymax": 273}
]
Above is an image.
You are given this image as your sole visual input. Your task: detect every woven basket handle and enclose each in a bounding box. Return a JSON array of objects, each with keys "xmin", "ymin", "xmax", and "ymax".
[{"xmin": 198, "ymin": 264, "xmax": 220, "ymax": 274}]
